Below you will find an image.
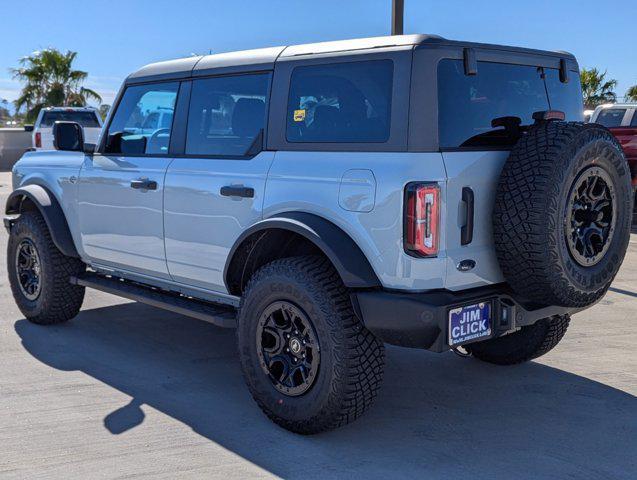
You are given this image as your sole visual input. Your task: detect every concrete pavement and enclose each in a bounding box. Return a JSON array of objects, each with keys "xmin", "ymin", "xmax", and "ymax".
[{"xmin": 0, "ymin": 173, "xmax": 635, "ymax": 479}]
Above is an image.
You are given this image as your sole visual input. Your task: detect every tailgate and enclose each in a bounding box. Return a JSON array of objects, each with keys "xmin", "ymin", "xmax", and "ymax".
[{"xmin": 442, "ymin": 151, "xmax": 508, "ymax": 290}]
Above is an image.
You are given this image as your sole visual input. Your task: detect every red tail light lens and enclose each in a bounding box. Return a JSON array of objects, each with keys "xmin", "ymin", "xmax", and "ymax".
[
  {"xmin": 35, "ymin": 132, "xmax": 41, "ymax": 148},
  {"xmin": 404, "ymin": 183, "xmax": 440, "ymax": 257}
]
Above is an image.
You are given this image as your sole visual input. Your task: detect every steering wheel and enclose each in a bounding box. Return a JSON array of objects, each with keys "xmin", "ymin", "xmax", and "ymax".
[{"xmin": 147, "ymin": 128, "xmax": 171, "ymax": 153}]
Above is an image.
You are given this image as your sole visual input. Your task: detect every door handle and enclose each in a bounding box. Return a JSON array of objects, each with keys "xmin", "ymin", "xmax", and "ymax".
[
  {"xmin": 130, "ymin": 179, "xmax": 157, "ymax": 190},
  {"xmin": 461, "ymin": 187, "xmax": 474, "ymax": 246},
  {"xmin": 220, "ymin": 185, "xmax": 254, "ymax": 198}
]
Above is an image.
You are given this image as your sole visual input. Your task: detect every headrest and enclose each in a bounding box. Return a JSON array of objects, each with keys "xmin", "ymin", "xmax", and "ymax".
[
  {"xmin": 312, "ymin": 105, "xmax": 340, "ymax": 128},
  {"xmin": 232, "ymin": 98, "xmax": 265, "ymax": 137}
]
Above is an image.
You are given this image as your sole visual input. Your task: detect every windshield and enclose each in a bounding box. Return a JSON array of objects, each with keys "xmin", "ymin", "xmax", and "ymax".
[
  {"xmin": 438, "ymin": 60, "xmax": 584, "ymax": 148},
  {"xmin": 40, "ymin": 111, "xmax": 101, "ymax": 128}
]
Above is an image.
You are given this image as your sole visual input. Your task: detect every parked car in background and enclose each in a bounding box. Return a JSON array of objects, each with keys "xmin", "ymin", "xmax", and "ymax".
[
  {"xmin": 583, "ymin": 109, "xmax": 594, "ymax": 122},
  {"xmin": 590, "ymin": 104, "xmax": 637, "ymax": 208},
  {"xmin": 32, "ymin": 107, "xmax": 102, "ymax": 150}
]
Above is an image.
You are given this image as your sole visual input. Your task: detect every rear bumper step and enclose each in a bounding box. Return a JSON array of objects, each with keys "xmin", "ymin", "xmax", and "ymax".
[
  {"xmin": 71, "ymin": 272, "xmax": 237, "ymax": 328},
  {"xmin": 352, "ymin": 284, "xmax": 581, "ymax": 353}
]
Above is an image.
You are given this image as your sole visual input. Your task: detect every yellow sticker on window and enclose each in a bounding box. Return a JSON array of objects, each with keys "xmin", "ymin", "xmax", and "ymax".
[{"xmin": 293, "ymin": 109, "xmax": 306, "ymax": 122}]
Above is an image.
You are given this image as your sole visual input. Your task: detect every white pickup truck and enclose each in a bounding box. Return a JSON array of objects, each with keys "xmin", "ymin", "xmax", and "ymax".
[{"xmin": 32, "ymin": 107, "xmax": 102, "ymax": 150}]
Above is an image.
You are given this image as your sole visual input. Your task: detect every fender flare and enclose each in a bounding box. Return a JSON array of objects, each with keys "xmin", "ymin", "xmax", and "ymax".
[
  {"xmin": 5, "ymin": 184, "xmax": 79, "ymax": 257},
  {"xmin": 224, "ymin": 212, "xmax": 381, "ymax": 292}
]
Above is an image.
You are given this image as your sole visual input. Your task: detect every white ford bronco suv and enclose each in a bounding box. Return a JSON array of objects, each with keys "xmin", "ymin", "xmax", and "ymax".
[{"xmin": 5, "ymin": 35, "xmax": 633, "ymax": 434}]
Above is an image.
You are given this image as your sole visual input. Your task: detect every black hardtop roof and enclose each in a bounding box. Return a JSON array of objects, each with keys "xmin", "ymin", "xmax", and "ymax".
[{"xmin": 126, "ymin": 34, "xmax": 576, "ymax": 84}]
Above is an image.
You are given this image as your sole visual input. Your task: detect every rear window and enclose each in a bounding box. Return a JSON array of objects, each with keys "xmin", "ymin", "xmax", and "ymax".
[
  {"xmin": 595, "ymin": 108, "xmax": 626, "ymax": 128},
  {"xmin": 40, "ymin": 111, "xmax": 101, "ymax": 128},
  {"xmin": 438, "ymin": 60, "xmax": 584, "ymax": 149},
  {"xmin": 286, "ymin": 60, "xmax": 393, "ymax": 143}
]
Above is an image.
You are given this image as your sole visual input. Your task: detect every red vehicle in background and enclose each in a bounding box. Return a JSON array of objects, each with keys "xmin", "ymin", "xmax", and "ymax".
[{"xmin": 590, "ymin": 104, "xmax": 637, "ymax": 217}]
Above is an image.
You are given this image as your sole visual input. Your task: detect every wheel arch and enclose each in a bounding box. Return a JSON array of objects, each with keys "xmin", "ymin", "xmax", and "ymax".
[
  {"xmin": 224, "ymin": 212, "xmax": 381, "ymax": 296},
  {"xmin": 5, "ymin": 184, "xmax": 79, "ymax": 258}
]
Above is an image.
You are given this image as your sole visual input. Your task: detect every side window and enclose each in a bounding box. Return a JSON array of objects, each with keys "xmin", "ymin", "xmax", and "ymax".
[
  {"xmin": 595, "ymin": 108, "xmax": 626, "ymax": 128},
  {"xmin": 286, "ymin": 60, "xmax": 393, "ymax": 143},
  {"xmin": 631, "ymin": 111, "xmax": 637, "ymax": 127},
  {"xmin": 105, "ymin": 82, "xmax": 179, "ymax": 155},
  {"xmin": 185, "ymin": 73, "xmax": 270, "ymax": 156}
]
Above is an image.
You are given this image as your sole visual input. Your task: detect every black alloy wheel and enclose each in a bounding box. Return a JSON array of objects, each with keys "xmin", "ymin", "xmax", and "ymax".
[
  {"xmin": 256, "ymin": 300, "xmax": 320, "ymax": 396},
  {"xmin": 565, "ymin": 166, "xmax": 616, "ymax": 267},
  {"xmin": 15, "ymin": 238, "xmax": 42, "ymax": 301}
]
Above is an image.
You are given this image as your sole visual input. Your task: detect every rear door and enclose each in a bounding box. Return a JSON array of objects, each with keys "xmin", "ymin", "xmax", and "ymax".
[
  {"xmin": 434, "ymin": 57, "xmax": 584, "ymax": 290},
  {"xmin": 77, "ymin": 81, "xmax": 180, "ymax": 279},
  {"xmin": 163, "ymin": 73, "xmax": 274, "ymax": 293}
]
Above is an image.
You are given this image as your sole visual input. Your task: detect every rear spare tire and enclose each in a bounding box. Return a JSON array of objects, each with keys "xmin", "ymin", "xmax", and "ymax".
[{"xmin": 494, "ymin": 122, "xmax": 632, "ymax": 308}]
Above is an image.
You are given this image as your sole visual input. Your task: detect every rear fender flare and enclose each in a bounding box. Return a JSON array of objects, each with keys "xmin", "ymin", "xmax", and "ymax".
[{"xmin": 224, "ymin": 212, "xmax": 381, "ymax": 293}]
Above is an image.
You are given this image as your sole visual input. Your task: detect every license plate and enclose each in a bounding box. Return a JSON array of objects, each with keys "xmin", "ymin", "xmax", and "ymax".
[{"xmin": 448, "ymin": 302, "xmax": 492, "ymax": 346}]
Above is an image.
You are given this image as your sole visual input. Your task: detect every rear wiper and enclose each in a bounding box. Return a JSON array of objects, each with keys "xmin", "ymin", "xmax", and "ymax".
[{"xmin": 491, "ymin": 116, "xmax": 522, "ymax": 136}]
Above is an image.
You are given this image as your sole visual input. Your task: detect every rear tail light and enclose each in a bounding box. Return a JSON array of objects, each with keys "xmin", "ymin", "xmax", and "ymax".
[
  {"xmin": 34, "ymin": 132, "xmax": 41, "ymax": 148},
  {"xmin": 404, "ymin": 183, "xmax": 440, "ymax": 257}
]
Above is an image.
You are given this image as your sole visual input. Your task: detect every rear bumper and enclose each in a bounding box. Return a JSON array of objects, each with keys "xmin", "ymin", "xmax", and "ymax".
[{"xmin": 352, "ymin": 284, "xmax": 581, "ymax": 353}]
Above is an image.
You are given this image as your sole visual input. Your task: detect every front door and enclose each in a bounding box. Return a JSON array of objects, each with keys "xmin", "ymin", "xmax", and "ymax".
[
  {"xmin": 163, "ymin": 73, "xmax": 273, "ymax": 292},
  {"xmin": 78, "ymin": 81, "xmax": 180, "ymax": 279}
]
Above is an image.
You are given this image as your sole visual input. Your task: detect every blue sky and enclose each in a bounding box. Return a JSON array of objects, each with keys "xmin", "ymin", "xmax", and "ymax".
[{"xmin": 2, "ymin": 0, "xmax": 636, "ymax": 111}]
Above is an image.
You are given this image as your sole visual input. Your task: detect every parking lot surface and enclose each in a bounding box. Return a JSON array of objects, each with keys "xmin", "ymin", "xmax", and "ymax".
[{"xmin": 0, "ymin": 172, "xmax": 635, "ymax": 479}]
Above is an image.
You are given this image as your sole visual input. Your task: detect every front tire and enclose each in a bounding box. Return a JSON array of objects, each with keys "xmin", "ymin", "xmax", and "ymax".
[
  {"xmin": 236, "ymin": 256, "xmax": 385, "ymax": 434},
  {"xmin": 467, "ymin": 315, "xmax": 570, "ymax": 365},
  {"xmin": 7, "ymin": 211, "xmax": 85, "ymax": 324}
]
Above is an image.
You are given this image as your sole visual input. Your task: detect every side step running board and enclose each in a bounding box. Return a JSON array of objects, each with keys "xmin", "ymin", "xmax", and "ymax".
[{"xmin": 70, "ymin": 272, "xmax": 237, "ymax": 328}]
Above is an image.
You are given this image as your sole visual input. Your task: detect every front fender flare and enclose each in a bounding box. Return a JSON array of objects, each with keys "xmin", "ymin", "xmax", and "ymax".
[
  {"xmin": 224, "ymin": 212, "xmax": 381, "ymax": 292},
  {"xmin": 5, "ymin": 184, "xmax": 79, "ymax": 257}
]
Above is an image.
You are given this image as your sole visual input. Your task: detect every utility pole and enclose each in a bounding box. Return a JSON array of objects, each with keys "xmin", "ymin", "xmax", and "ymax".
[{"xmin": 392, "ymin": 0, "xmax": 404, "ymax": 35}]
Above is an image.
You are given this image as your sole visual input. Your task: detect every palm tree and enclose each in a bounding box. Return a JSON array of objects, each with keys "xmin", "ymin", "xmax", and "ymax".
[
  {"xmin": 0, "ymin": 98, "xmax": 11, "ymax": 125},
  {"xmin": 626, "ymin": 85, "xmax": 637, "ymax": 103},
  {"xmin": 580, "ymin": 68, "xmax": 617, "ymax": 109},
  {"xmin": 11, "ymin": 49, "xmax": 102, "ymax": 122}
]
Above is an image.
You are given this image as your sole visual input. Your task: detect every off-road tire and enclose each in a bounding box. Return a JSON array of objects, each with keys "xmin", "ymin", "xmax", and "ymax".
[
  {"xmin": 494, "ymin": 122, "xmax": 633, "ymax": 308},
  {"xmin": 467, "ymin": 315, "xmax": 570, "ymax": 365},
  {"xmin": 236, "ymin": 255, "xmax": 385, "ymax": 434},
  {"xmin": 7, "ymin": 211, "xmax": 85, "ymax": 324}
]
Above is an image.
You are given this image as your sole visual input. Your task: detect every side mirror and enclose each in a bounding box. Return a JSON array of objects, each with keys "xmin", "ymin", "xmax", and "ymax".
[
  {"xmin": 53, "ymin": 121, "xmax": 84, "ymax": 151},
  {"xmin": 24, "ymin": 124, "xmax": 34, "ymax": 132}
]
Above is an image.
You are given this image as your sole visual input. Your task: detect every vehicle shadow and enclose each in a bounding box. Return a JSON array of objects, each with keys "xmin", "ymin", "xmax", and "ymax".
[{"xmin": 15, "ymin": 302, "xmax": 637, "ymax": 480}]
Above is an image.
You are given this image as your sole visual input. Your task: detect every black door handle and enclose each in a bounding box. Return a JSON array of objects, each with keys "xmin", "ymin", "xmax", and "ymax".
[
  {"xmin": 130, "ymin": 179, "xmax": 157, "ymax": 190},
  {"xmin": 461, "ymin": 187, "xmax": 474, "ymax": 245},
  {"xmin": 220, "ymin": 186, "xmax": 254, "ymax": 198}
]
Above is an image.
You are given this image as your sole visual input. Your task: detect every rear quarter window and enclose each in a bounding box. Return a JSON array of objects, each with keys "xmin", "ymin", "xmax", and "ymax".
[
  {"xmin": 437, "ymin": 59, "xmax": 583, "ymax": 149},
  {"xmin": 286, "ymin": 60, "xmax": 393, "ymax": 143}
]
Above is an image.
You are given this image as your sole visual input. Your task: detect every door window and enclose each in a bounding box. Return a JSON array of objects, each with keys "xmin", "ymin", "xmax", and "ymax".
[
  {"xmin": 630, "ymin": 110, "xmax": 637, "ymax": 127},
  {"xmin": 286, "ymin": 60, "xmax": 393, "ymax": 143},
  {"xmin": 186, "ymin": 73, "xmax": 270, "ymax": 156},
  {"xmin": 105, "ymin": 82, "xmax": 179, "ymax": 155}
]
